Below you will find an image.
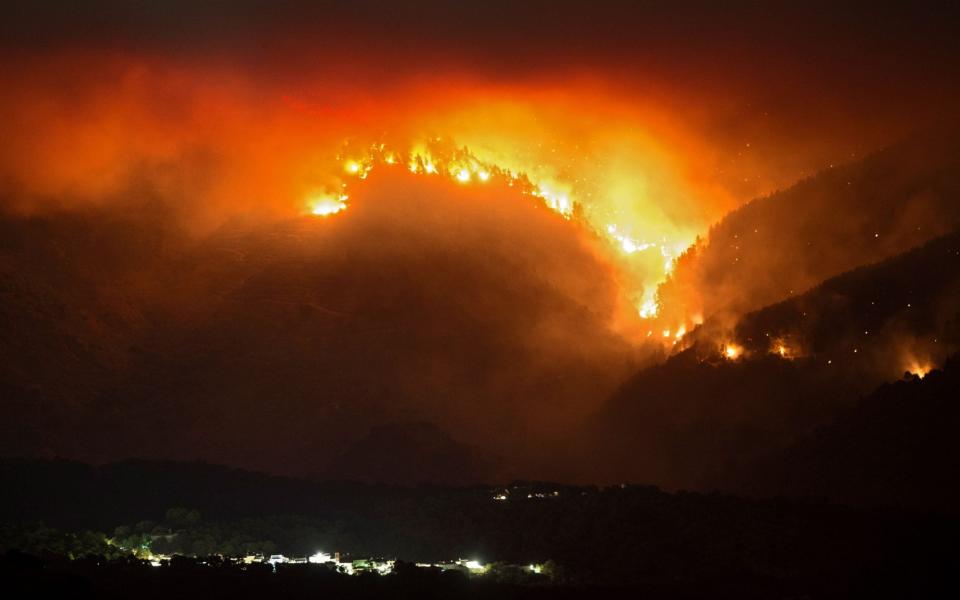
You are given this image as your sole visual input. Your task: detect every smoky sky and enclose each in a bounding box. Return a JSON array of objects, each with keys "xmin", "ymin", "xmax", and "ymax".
[
  {"xmin": 5, "ymin": 0, "xmax": 960, "ymax": 201},
  {"xmin": 4, "ymin": 2, "xmax": 957, "ymax": 81}
]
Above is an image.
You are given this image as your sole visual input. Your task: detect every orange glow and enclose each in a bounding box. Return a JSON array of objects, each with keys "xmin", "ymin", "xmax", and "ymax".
[
  {"xmin": 638, "ymin": 293, "xmax": 659, "ymax": 319},
  {"xmin": 308, "ymin": 194, "xmax": 349, "ymax": 216},
  {"xmin": 906, "ymin": 361, "xmax": 932, "ymax": 379},
  {"xmin": 0, "ymin": 54, "xmax": 749, "ymax": 340},
  {"xmin": 723, "ymin": 343, "xmax": 742, "ymax": 360},
  {"xmin": 283, "ymin": 134, "xmax": 712, "ymax": 335},
  {"xmin": 771, "ymin": 337, "xmax": 794, "ymax": 359}
]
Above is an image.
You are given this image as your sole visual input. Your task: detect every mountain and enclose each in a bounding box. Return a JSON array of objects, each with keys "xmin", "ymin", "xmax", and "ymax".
[
  {"xmin": 0, "ymin": 203, "xmax": 186, "ymax": 456},
  {"xmin": 738, "ymin": 354, "xmax": 960, "ymax": 514},
  {"xmin": 588, "ymin": 229, "xmax": 960, "ymax": 496},
  {"xmin": 0, "ymin": 171, "xmax": 638, "ymax": 481},
  {"xmin": 5, "ymin": 131, "xmax": 960, "ymax": 489},
  {"xmin": 697, "ymin": 228, "xmax": 960, "ymax": 381},
  {"xmin": 324, "ymin": 421, "xmax": 503, "ymax": 485},
  {"xmin": 656, "ymin": 128, "xmax": 960, "ymax": 329}
]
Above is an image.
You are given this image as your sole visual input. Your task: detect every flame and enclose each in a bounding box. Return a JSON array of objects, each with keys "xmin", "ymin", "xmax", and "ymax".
[
  {"xmin": 310, "ymin": 140, "xmax": 698, "ymax": 331},
  {"xmin": 638, "ymin": 289, "xmax": 659, "ymax": 319},
  {"xmin": 0, "ymin": 55, "xmax": 728, "ymax": 337},
  {"xmin": 608, "ymin": 224, "xmax": 657, "ymax": 255},
  {"xmin": 723, "ymin": 343, "xmax": 742, "ymax": 360},
  {"xmin": 322, "ymin": 143, "xmax": 687, "ymax": 258},
  {"xmin": 771, "ymin": 337, "xmax": 793, "ymax": 359},
  {"xmin": 906, "ymin": 361, "xmax": 932, "ymax": 379},
  {"xmin": 661, "ymin": 246, "xmax": 676, "ymax": 274},
  {"xmin": 308, "ymin": 194, "xmax": 348, "ymax": 217}
]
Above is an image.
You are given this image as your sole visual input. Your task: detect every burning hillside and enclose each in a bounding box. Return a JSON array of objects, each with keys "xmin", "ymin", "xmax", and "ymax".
[{"xmin": 590, "ymin": 228, "xmax": 960, "ymax": 490}]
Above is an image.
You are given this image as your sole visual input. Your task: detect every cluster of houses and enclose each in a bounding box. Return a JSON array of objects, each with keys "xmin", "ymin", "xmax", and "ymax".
[
  {"xmin": 146, "ymin": 550, "xmax": 542, "ymax": 577},
  {"xmin": 263, "ymin": 551, "xmax": 395, "ymax": 575}
]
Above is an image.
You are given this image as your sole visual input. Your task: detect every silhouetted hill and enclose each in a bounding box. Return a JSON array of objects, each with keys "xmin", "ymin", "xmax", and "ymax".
[
  {"xmin": 587, "ymin": 350, "xmax": 862, "ymax": 490},
  {"xmin": 590, "ymin": 230, "xmax": 960, "ymax": 496},
  {"xmin": 0, "ymin": 171, "xmax": 638, "ymax": 481},
  {"xmin": 738, "ymin": 354, "xmax": 960, "ymax": 514},
  {"xmin": 0, "ymin": 204, "xmax": 187, "ymax": 457},
  {"xmin": 0, "ymin": 458, "xmax": 310, "ymax": 530},
  {"xmin": 326, "ymin": 421, "xmax": 503, "ymax": 485},
  {"xmin": 656, "ymin": 128, "xmax": 960, "ymax": 328},
  {"xmin": 0, "ymin": 458, "xmax": 491, "ymax": 532}
]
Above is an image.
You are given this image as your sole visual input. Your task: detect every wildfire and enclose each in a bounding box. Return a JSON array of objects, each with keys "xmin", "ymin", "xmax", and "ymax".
[
  {"xmin": 906, "ymin": 361, "xmax": 932, "ymax": 379},
  {"xmin": 308, "ymin": 194, "xmax": 348, "ymax": 217},
  {"xmin": 299, "ymin": 126, "xmax": 706, "ymax": 330},
  {"xmin": 639, "ymin": 299, "xmax": 658, "ymax": 319},
  {"xmin": 661, "ymin": 246, "xmax": 676, "ymax": 274},
  {"xmin": 2, "ymin": 56, "xmax": 731, "ymax": 338},
  {"xmin": 723, "ymin": 343, "xmax": 742, "ymax": 360},
  {"xmin": 771, "ymin": 337, "xmax": 793, "ymax": 359},
  {"xmin": 607, "ymin": 224, "xmax": 657, "ymax": 255}
]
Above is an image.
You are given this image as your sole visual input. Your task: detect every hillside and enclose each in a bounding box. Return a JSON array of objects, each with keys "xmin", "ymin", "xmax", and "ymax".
[
  {"xmin": 704, "ymin": 228, "xmax": 960, "ymax": 381},
  {"xmin": 589, "ymin": 229, "xmax": 960, "ymax": 496},
  {"xmin": 738, "ymin": 354, "xmax": 960, "ymax": 514},
  {"xmin": 656, "ymin": 128, "xmax": 960, "ymax": 329},
  {"xmin": 0, "ymin": 171, "xmax": 639, "ymax": 481},
  {"xmin": 0, "ymin": 205, "xmax": 186, "ymax": 456},
  {"xmin": 325, "ymin": 421, "xmax": 503, "ymax": 485}
]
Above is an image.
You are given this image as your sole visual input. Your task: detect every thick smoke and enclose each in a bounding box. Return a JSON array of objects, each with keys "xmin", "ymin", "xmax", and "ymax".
[
  {"xmin": 0, "ymin": 152, "xmax": 647, "ymax": 480},
  {"xmin": 655, "ymin": 131, "xmax": 960, "ymax": 333}
]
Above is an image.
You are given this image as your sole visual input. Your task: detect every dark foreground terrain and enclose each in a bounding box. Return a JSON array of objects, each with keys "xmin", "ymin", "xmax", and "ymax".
[
  {"xmin": 2, "ymin": 458, "xmax": 958, "ymax": 598},
  {"xmin": 2, "ymin": 554, "xmax": 602, "ymax": 600}
]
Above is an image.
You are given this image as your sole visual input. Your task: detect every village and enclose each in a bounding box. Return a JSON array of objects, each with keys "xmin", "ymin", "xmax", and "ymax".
[{"xmin": 142, "ymin": 550, "xmax": 546, "ymax": 579}]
